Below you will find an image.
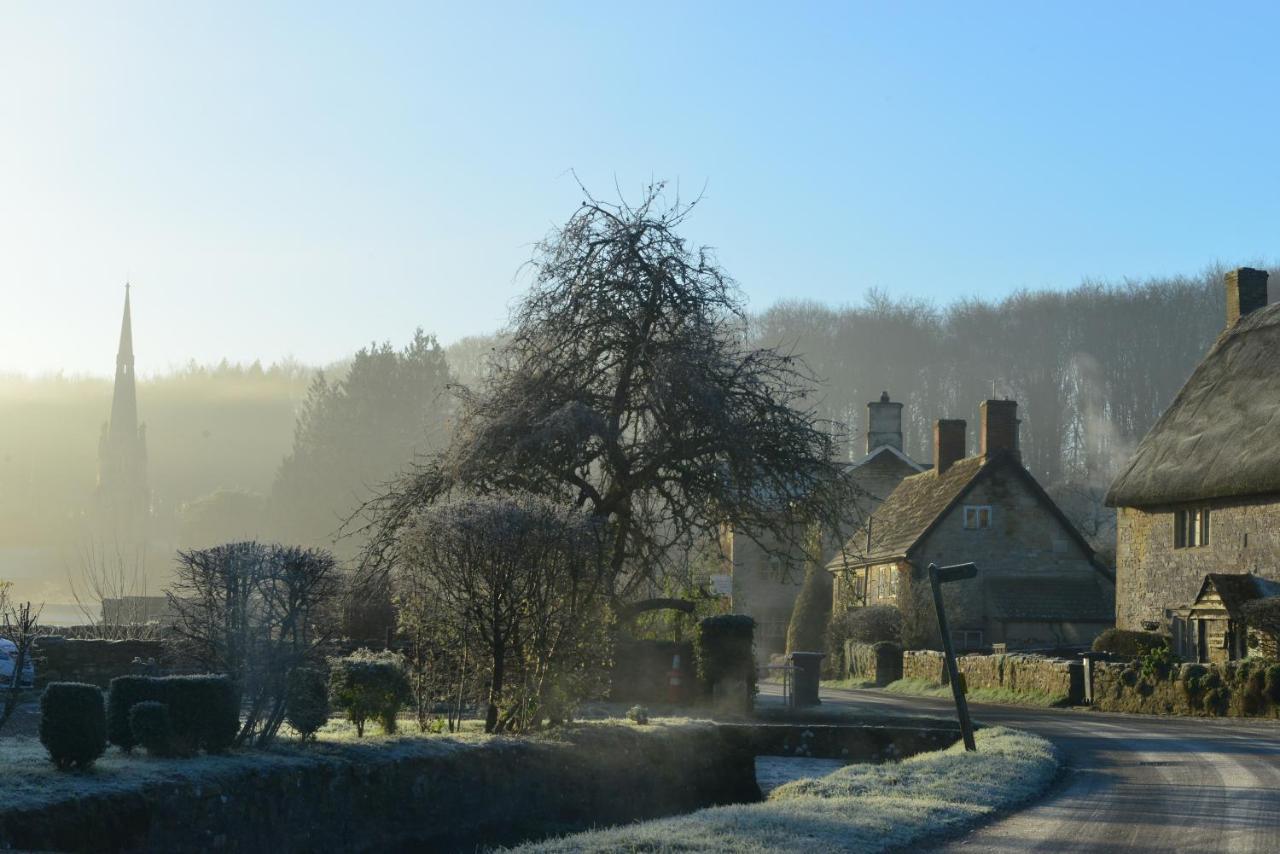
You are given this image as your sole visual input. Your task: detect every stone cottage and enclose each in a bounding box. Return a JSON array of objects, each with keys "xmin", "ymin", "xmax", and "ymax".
[
  {"xmin": 1107, "ymin": 267, "xmax": 1280, "ymax": 662},
  {"xmin": 725, "ymin": 392, "xmax": 925, "ymax": 663},
  {"xmin": 827, "ymin": 400, "xmax": 1115, "ymax": 651}
]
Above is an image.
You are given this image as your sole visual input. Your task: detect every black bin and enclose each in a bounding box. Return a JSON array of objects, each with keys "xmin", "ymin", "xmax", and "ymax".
[{"xmin": 788, "ymin": 651, "xmax": 825, "ymax": 707}]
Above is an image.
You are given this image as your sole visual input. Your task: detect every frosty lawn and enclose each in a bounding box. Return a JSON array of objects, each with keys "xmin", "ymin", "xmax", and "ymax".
[
  {"xmin": 514, "ymin": 726, "xmax": 1060, "ymax": 853},
  {"xmin": 884, "ymin": 677, "xmax": 1069, "ymax": 708}
]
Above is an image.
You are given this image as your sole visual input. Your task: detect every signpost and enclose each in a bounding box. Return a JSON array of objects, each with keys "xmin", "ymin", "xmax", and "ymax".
[{"xmin": 928, "ymin": 562, "xmax": 978, "ymax": 752}]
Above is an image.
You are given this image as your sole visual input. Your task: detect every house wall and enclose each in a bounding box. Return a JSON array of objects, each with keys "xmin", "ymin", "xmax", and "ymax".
[
  {"xmin": 1115, "ymin": 497, "xmax": 1280, "ymax": 632},
  {"xmin": 909, "ymin": 465, "xmax": 1112, "ymax": 649}
]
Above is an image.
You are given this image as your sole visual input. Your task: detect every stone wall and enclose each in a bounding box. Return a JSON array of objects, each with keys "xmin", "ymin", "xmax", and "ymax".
[
  {"xmin": 0, "ymin": 723, "xmax": 760, "ymax": 853},
  {"xmin": 1115, "ymin": 499, "xmax": 1280, "ymax": 633},
  {"xmin": 845, "ymin": 641, "xmax": 903, "ymax": 686},
  {"xmin": 1090, "ymin": 658, "xmax": 1280, "ymax": 718},
  {"xmin": 32, "ymin": 637, "xmax": 167, "ymax": 688},
  {"xmin": 901, "ymin": 650, "xmax": 1082, "ymax": 704}
]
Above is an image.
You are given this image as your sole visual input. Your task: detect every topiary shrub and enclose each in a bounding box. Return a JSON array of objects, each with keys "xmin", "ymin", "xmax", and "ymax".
[
  {"xmin": 695, "ymin": 615, "xmax": 757, "ymax": 700},
  {"xmin": 40, "ymin": 682, "xmax": 107, "ymax": 770},
  {"xmin": 107, "ymin": 675, "xmax": 167, "ymax": 751},
  {"xmin": 328, "ymin": 649, "xmax": 411, "ymax": 736},
  {"xmin": 108, "ymin": 674, "xmax": 239, "ymax": 755},
  {"xmin": 286, "ymin": 667, "xmax": 330, "ymax": 741},
  {"xmin": 129, "ymin": 701, "xmax": 174, "ymax": 756},
  {"xmin": 1092, "ymin": 629, "xmax": 1169, "ymax": 659},
  {"xmin": 626, "ymin": 704, "xmax": 649, "ymax": 725}
]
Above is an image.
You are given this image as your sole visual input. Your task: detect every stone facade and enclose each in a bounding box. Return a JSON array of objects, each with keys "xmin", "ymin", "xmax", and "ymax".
[
  {"xmin": 902, "ymin": 649, "xmax": 1082, "ymax": 704},
  {"xmin": 844, "ymin": 640, "xmax": 903, "ymax": 685},
  {"xmin": 1115, "ymin": 498, "xmax": 1280, "ymax": 641}
]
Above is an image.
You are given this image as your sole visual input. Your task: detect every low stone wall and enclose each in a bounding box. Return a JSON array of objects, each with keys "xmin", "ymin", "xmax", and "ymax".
[
  {"xmin": 1091, "ymin": 658, "xmax": 1280, "ymax": 717},
  {"xmin": 32, "ymin": 637, "xmax": 168, "ymax": 688},
  {"xmin": 0, "ymin": 723, "xmax": 759, "ymax": 853},
  {"xmin": 719, "ymin": 722, "xmax": 957, "ymax": 762},
  {"xmin": 845, "ymin": 641, "xmax": 903, "ymax": 686},
  {"xmin": 901, "ymin": 650, "xmax": 1082, "ymax": 704}
]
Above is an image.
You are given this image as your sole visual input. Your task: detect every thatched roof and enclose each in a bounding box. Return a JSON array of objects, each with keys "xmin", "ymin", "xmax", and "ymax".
[
  {"xmin": 1108, "ymin": 302, "xmax": 1280, "ymax": 508},
  {"xmin": 825, "ymin": 452, "xmax": 1108, "ymax": 579}
]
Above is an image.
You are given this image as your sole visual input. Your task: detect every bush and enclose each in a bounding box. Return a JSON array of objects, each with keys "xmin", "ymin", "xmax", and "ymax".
[
  {"xmin": 129, "ymin": 701, "xmax": 174, "ymax": 756},
  {"xmin": 286, "ymin": 667, "xmax": 330, "ymax": 741},
  {"xmin": 1265, "ymin": 664, "xmax": 1280, "ymax": 703},
  {"xmin": 1181, "ymin": 663, "xmax": 1209, "ymax": 697},
  {"xmin": 1138, "ymin": 644, "xmax": 1180, "ymax": 681},
  {"xmin": 328, "ymin": 649, "xmax": 411, "ymax": 736},
  {"xmin": 626, "ymin": 704, "xmax": 649, "ymax": 725},
  {"xmin": 828, "ymin": 606, "xmax": 902, "ymax": 649},
  {"xmin": 1092, "ymin": 629, "xmax": 1168, "ymax": 658},
  {"xmin": 695, "ymin": 615, "xmax": 757, "ymax": 700},
  {"xmin": 40, "ymin": 683, "xmax": 107, "ymax": 771},
  {"xmin": 107, "ymin": 674, "xmax": 239, "ymax": 755}
]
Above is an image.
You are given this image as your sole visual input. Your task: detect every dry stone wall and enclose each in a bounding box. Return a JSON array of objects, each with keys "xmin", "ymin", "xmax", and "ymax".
[
  {"xmin": 845, "ymin": 641, "xmax": 903, "ymax": 686},
  {"xmin": 33, "ymin": 638, "xmax": 167, "ymax": 688},
  {"xmin": 1090, "ymin": 658, "xmax": 1280, "ymax": 718},
  {"xmin": 901, "ymin": 650, "xmax": 1082, "ymax": 703}
]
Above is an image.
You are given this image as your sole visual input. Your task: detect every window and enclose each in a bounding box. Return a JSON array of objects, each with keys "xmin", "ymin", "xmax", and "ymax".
[
  {"xmin": 963, "ymin": 505, "xmax": 992, "ymax": 530},
  {"xmin": 952, "ymin": 629, "xmax": 984, "ymax": 651},
  {"xmin": 1174, "ymin": 508, "xmax": 1211, "ymax": 548},
  {"xmin": 852, "ymin": 573, "xmax": 866, "ymax": 601},
  {"xmin": 873, "ymin": 565, "xmax": 899, "ymax": 599}
]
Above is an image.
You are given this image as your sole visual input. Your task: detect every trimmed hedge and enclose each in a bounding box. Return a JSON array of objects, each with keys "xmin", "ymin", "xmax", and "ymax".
[
  {"xmin": 695, "ymin": 615, "xmax": 757, "ymax": 699},
  {"xmin": 129, "ymin": 701, "xmax": 174, "ymax": 756},
  {"xmin": 1091, "ymin": 628, "xmax": 1168, "ymax": 658},
  {"xmin": 107, "ymin": 674, "xmax": 239, "ymax": 754},
  {"xmin": 40, "ymin": 682, "xmax": 107, "ymax": 770},
  {"xmin": 328, "ymin": 650, "xmax": 411, "ymax": 737},
  {"xmin": 287, "ymin": 667, "xmax": 330, "ymax": 741}
]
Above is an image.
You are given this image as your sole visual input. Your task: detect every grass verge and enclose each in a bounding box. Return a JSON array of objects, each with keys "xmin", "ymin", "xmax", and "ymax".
[
  {"xmin": 821, "ymin": 677, "xmax": 880, "ymax": 690},
  {"xmin": 512, "ymin": 726, "xmax": 1059, "ymax": 853},
  {"xmin": 883, "ymin": 678, "xmax": 1068, "ymax": 708}
]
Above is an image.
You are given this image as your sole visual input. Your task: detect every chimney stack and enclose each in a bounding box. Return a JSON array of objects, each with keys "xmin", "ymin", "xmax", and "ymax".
[
  {"xmin": 980, "ymin": 400, "xmax": 1019, "ymax": 459},
  {"xmin": 866, "ymin": 391, "xmax": 904, "ymax": 454},
  {"xmin": 1226, "ymin": 267, "xmax": 1268, "ymax": 327},
  {"xmin": 934, "ymin": 419, "xmax": 966, "ymax": 475}
]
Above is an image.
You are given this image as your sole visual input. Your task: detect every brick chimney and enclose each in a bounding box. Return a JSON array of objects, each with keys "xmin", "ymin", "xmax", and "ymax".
[
  {"xmin": 866, "ymin": 391, "xmax": 904, "ymax": 454},
  {"xmin": 1226, "ymin": 267, "xmax": 1268, "ymax": 327},
  {"xmin": 934, "ymin": 419, "xmax": 966, "ymax": 475},
  {"xmin": 980, "ymin": 400, "xmax": 1019, "ymax": 459}
]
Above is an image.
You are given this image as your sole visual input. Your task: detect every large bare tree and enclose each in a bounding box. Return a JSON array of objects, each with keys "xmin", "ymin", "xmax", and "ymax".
[{"xmin": 353, "ymin": 183, "xmax": 858, "ymax": 602}]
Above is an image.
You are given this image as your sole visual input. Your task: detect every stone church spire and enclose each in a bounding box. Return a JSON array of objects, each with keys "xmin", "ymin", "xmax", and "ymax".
[{"xmin": 97, "ymin": 284, "xmax": 149, "ymax": 536}]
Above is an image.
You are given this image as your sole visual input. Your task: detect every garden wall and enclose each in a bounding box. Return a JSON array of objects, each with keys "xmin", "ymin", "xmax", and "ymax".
[
  {"xmin": 0, "ymin": 723, "xmax": 759, "ymax": 853},
  {"xmin": 902, "ymin": 650, "xmax": 1083, "ymax": 704},
  {"xmin": 1090, "ymin": 658, "xmax": 1280, "ymax": 717},
  {"xmin": 844, "ymin": 641, "xmax": 903, "ymax": 686},
  {"xmin": 32, "ymin": 637, "xmax": 167, "ymax": 688}
]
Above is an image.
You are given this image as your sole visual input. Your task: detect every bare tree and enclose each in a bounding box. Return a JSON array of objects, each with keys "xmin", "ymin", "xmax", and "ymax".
[
  {"xmin": 354, "ymin": 182, "xmax": 860, "ymax": 607},
  {"xmin": 68, "ymin": 540, "xmax": 159, "ymax": 640},
  {"xmin": 398, "ymin": 495, "xmax": 610, "ymax": 733},
  {"xmin": 0, "ymin": 599, "xmax": 41, "ymax": 734},
  {"xmin": 167, "ymin": 542, "xmax": 341, "ymax": 747}
]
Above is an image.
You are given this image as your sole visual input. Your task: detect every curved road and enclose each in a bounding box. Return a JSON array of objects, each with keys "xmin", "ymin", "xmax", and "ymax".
[{"xmin": 812, "ymin": 685, "xmax": 1280, "ymax": 853}]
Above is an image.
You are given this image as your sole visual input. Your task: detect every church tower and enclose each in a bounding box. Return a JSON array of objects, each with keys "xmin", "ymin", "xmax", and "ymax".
[{"xmin": 97, "ymin": 284, "xmax": 149, "ymax": 537}]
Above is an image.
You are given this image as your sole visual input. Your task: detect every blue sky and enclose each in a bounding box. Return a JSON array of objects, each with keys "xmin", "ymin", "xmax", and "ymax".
[{"xmin": 3, "ymin": 2, "xmax": 1280, "ymax": 375}]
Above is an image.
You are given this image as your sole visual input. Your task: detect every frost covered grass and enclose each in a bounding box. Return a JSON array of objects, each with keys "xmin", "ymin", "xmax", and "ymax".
[
  {"xmin": 513, "ymin": 726, "xmax": 1059, "ymax": 853},
  {"xmin": 884, "ymin": 677, "xmax": 1068, "ymax": 708},
  {"xmin": 822, "ymin": 677, "xmax": 880, "ymax": 690}
]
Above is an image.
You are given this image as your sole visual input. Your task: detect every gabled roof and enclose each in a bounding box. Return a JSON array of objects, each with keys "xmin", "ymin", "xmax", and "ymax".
[
  {"xmin": 826, "ymin": 451, "xmax": 1112, "ymax": 581},
  {"xmin": 1192, "ymin": 573, "xmax": 1280, "ymax": 619},
  {"xmin": 849, "ymin": 443, "xmax": 928, "ymax": 473},
  {"xmin": 1107, "ymin": 302, "xmax": 1280, "ymax": 508}
]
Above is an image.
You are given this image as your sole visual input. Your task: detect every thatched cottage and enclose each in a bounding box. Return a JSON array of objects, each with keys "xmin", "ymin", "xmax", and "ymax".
[
  {"xmin": 827, "ymin": 400, "xmax": 1115, "ymax": 651},
  {"xmin": 726, "ymin": 392, "xmax": 924, "ymax": 663},
  {"xmin": 1107, "ymin": 267, "xmax": 1280, "ymax": 662}
]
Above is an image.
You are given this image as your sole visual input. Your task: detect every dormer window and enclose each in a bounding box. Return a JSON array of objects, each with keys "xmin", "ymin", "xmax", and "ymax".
[
  {"xmin": 963, "ymin": 505, "xmax": 992, "ymax": 530},
  {"xmin": 1174, "ymin": 508, "xmax": 1210, "ymax": 548}
]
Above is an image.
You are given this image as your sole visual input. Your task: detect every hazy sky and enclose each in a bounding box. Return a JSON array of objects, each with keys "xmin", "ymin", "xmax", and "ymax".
[{"xmin": 4, "ymin": 2, "xmax": 1280, "ymax": 376}]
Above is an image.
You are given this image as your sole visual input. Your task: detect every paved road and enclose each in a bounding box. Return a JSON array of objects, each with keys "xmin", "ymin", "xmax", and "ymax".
[{"xmin": 810, "ymin": 686, "xmax": 1280, "ymax": 853}]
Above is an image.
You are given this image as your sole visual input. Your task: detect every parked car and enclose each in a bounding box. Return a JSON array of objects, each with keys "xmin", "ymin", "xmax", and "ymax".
[{"xmin": 0, "ymin": 639, "xmax": 35, "ymax": 688}]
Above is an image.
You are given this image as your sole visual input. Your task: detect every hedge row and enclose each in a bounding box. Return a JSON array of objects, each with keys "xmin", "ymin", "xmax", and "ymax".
[{"xmin": 107, "ymin": 675, "xmax": 239, "ymax": 754}]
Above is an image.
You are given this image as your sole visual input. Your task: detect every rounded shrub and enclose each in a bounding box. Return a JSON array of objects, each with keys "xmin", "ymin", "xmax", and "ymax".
[
  {"xmin": 129, "ymin": 701, "xmax": 174, "ymax": 756},
  {"xmin": 108, "ymin": 674, "xmax": 239, "ymax": 755},
  {"xmin": 286, "ymin": 667, "xmax": 330, "ymax": 741},
  {"xmin": 107, "ymin": 675, "xmax": 167, "ymax": 751},
  {"xmin": 328, "ymin": 649, "xmax": 411, "ymax": 736},
  {"xmin": 626, "ymin": 704, "xmax": 650, "ymax": 725},
  {"xmin": 1092, "ymin": 629, "xmax": 1169, "ymax": 659},
  {"xmin": 40, "ymin": 682, "xmax": 107, "ymax": 771}
]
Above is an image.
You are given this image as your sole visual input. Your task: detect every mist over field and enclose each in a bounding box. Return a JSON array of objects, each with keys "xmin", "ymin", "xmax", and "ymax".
[{"xmin": 2, "ymin": 265, "xmax": 1268, "ymax": 617}]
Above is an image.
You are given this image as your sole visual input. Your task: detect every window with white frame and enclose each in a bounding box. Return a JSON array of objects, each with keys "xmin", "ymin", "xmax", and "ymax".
[{"xmin": 963, "ymin": 505, "xmax": 992, "ymax": 530}]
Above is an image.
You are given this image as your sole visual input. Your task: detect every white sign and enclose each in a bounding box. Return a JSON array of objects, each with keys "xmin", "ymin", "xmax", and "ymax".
[{"xmin": 710, "ymin": 573, "xmax": 733, "ymax": 597}]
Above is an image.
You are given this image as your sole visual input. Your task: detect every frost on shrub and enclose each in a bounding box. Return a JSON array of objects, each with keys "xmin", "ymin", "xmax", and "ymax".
[
  {"xmin": 328, "ymin": 649, "xmax": 411, "ymax": 736},
  {"xmin": 1091, "ymin": 628, "xmax": 1168, "ymax": 658},
  {"xmin": 626, "ymin": 705, "xmax": 649, "ymax": 725},
  {"xmin": 286, "ymin": 666, "xmax": 330, "ymax": 741},
  {"xmin": 129, "ymin": 701, "xmax": 174, "ymax": 756},
  {"xmin": 40, "ymin": 682, "xmax": 107, "ymax": 771}
]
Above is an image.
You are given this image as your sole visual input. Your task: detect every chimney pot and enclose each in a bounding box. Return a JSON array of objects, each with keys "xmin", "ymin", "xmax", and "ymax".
[
  {"xmin": 866, "ymin": 392, "xmax": 904, "ymax": 455},
  {"xmin": 934, "ymin": 419, "xmax": 966, "ymax": 475},
  {"xmin": 1226, "ymin": 267, "xmax": 1268, "ymax": 327},
  {"xmin": 980, "ymin": 399, "xmax": 1019, "ymax": 459}
]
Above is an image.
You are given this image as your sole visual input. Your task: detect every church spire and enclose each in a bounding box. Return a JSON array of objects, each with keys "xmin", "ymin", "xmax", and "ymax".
[
  {"xmin": 98, "ymin": 283, "xmax": 148, "ymax": 537},
  {"xmin": 108, "ymin": 284, "xmax": 139, "ymax": 442}
]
